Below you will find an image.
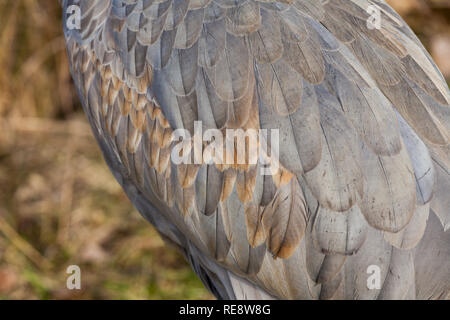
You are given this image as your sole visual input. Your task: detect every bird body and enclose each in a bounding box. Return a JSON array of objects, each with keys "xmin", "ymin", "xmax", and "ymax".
[{"xmin": 63, "ymin": 0, "xmax": 450, "ymax": 299}]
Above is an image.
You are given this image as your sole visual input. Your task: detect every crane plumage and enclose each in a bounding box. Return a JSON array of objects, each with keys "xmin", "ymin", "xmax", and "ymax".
[{"xmin": 62, "ymin": 0, "xmax": 450, "ymax": 299}]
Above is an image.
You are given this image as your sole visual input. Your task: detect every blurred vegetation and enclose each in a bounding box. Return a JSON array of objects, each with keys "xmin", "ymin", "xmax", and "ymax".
[
  {"xmin": 0, "ymin": 1, "xmax": 210, "ymax": 300},
  {"xmin": 0, "ymin": 0, "xmax": 448, "ymax": 300}
]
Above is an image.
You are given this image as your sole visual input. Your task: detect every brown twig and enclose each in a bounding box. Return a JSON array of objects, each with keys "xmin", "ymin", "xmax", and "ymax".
[{"xmin": 0, "ymin": 212, "xmax": 52, "ymax": 270}]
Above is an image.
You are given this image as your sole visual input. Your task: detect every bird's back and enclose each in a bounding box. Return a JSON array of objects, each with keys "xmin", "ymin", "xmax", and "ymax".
[{"xmin": 63, "ymin": 0, "xmax": 450, "ymax": 299}]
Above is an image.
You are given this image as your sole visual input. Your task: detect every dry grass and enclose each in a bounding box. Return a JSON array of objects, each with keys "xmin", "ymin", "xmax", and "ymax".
[{"xmin": 0, "ymin": 0, "xmax": 448, "ymax": 300}]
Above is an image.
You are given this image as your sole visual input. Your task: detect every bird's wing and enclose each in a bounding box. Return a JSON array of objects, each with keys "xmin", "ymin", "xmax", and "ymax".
[{"xmin": 63, "ymin": 0, "xmax": 450, "ymax": 299}]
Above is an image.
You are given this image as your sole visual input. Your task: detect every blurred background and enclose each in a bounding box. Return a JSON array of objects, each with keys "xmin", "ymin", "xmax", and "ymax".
[{"xmin": 0, "ymin": 0, "xmax": 448, "ymax": 300}]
